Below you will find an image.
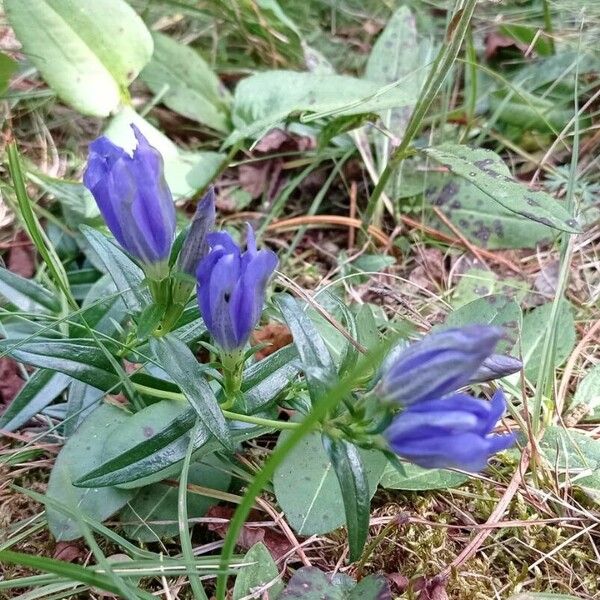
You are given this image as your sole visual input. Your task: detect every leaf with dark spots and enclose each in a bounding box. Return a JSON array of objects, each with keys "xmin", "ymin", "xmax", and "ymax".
[{"xmin": 423, "ymin": 144, "xmax": 580, "ymax": 234}]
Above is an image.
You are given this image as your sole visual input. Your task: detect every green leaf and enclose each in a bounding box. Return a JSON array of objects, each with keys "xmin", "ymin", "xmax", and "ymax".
[
  {"xmin": 4, "ymin": 0, "xmax": 152, "ymax": 116},
  {"xmin": 0, "ymin": 51, "xmax": 17, "ymax": 96},
  {"xmin": 81, "ymin": 225, "xmax": 149, "ymax": 313},
  {"xmin": 228, "ymin": 70, "xmax": 415, "ymax": 146},
  {"xmin": 119, "ymin": 454, "xmax": 231, "ymax": 542},
  {"xmin": 273, "ymin": 430, "xmax": 386, "ymax": 535},
  {"xmin": 422, "ymin": 144, "xmax": 580, "ymax": 233},
  {"xmin": 151, "ymin": 336, "xmax": 233, "ymax": 451},
  {"xmin": 64, "ymin": 381, "xmax": 104, "ymax": 437},
  {"xmin": 75, "ymin": 348, "xmax": 294, "ymax": 487},
  {"xmin": 424, "ymin": 173, "xmax": 556, "ymax": 249},
  {"xmin": 0, "ymin": 550, "xmax": 145, "ymax": 598},
  {"xmin": 0, "ymin": 267, "xmax": 61, "ymax": 313},
  {"xmin": 521, "ymin": 300, "xmax": 575, "ymax": 380},
  {"xmin": 0, "ymin": 338, "xmax": 121, "ymax": 391},
  {"xmin": 104, "ymin": 107, "xmax": 224, "ymax": 200},
  {"xmin": 324, "ymin": 438, "xmax": 370, "ymax": 561},
  {"xmin": 280, "ymin": 567, "xmax": 390, "ymax": 600},
  {"xmin": 380, "ymin": 462, "xmax": 468, "ymax": 491},
  {"xmin": 276, "ymin": 294, "xmax": 337, "ymax": 404},
  {"xmin": 365, "ymin": 6, "xmax": 431, "ymax": 171},
  {"xmin": 570, "ymin": 364, "xmax": 600, "ymax": 421},
  {"xmin": 0, "ymin": 370, "xmax": 71, "ymax": 432},
  {"xmin": 141, "ymin": 32, "xmax": 230, "ymax": 133},
  {"xmin": 46, "ymin": 404, "xmax": 134, "ymax": 540},
  {"xmin": 443, "ymin": 294, "xmax": 521, "ymax": 354},
  {"xmin": 537, "ymin": 427, "xmax": 600, "ymax": 501},
  {"xmin": 233, "ymin": 542, "xmax": 282, "ymax": 600}
]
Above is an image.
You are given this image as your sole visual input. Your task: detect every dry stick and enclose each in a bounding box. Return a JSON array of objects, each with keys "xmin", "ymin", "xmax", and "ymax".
[
  {"xmin": 440, "ymin": 447, "xmax": 531, "ymax": 576},
  {"xmin": 254, "ymin": 496, "xmax": 312, "ymax": 567}
]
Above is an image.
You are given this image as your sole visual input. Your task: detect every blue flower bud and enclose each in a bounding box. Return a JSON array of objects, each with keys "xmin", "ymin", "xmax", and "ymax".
[
  {"xmin": 377, "ymin": 325, "xmax": 502, "ymax": 406},
  {"xmin": 469, "ymin": 354, "xmax": 522, "ymax": 384},
  {"xmin": 386, "ymin": 390, "xmax": 516, "ymax": 472},
  {"xmin": 196, "ymin": 225, "xmax": 278, "ymax": 351},
  {"xmin": 83, "ymin": 125, "xmax": 176, "ymax": 266},
  {"xmin": 177, "ymin": 187, "xmax": 216, "ymax": 275}
]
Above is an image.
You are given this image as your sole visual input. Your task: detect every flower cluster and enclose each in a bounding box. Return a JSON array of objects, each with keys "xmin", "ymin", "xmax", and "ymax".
[
  {"xmin": 379, "ymin": 326, "xmax": 519, "ymax": 472},
  {"xmin": 83, "ymin": 128, "xmax": 518, "ymax": 475}
]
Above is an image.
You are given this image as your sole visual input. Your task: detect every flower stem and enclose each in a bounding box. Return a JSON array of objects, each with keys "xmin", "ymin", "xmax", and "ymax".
[{"xmin": 131, "ymin": 382, "xmax": 299, "ymax": 430}]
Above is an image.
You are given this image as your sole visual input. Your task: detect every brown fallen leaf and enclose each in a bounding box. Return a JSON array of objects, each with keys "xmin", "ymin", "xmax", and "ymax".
[
  {"xmin": 252, "ymin": 323, "xmax": 293, "ymax": 360},
  {"xmin": 53, "ymin": 541, "xmax": 87, "ymax": 563},
  {"xmin": 0, "ymin": 357, "xmax": 24, "ymax": 414},
  {"xmin": 206, "ymin": 506, "xmax": 293, "ymax": 561}
]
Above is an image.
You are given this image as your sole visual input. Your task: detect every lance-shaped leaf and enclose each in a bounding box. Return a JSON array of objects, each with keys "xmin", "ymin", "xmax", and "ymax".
[
  {"xmin": 422, "ymin": 144, "xmax": 580, "ymax": 233},
  {"xmin": 0, "ymin": 338, "xmax": 121, "ymax": 391},
  {"xmin": 150, "ymin": 335, "xmax": 233, "ymax": 452},
  {"xmin": 0, "ymin": 370, "xmax": 71, "ymax": 432},
  {"xmin": 323, "ymin": 437, "xmax": 371, "ymax": 562},
  {"xmin": 276, "ymin": 294, "xmax": 337, "ymax": 404},
  {"xmin": 74, "ymin": 345, "xmax": 294, "ymax": 487},
  {"xmin": 0, "ymin": 267, "xmax": 60, "ymax": 313}
]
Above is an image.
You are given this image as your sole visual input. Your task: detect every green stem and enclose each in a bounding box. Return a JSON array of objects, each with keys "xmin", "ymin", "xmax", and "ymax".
[
  {"xmin": 179, "ymin": 420, "xmax": 210, "ymax": 600},
  {"xmin": 362, "ymin": 0, "xmax": 479, "ymax": 226},
  {"xmin": 131, "ymin": 382, "xmax": 300, "ymax": 430}
]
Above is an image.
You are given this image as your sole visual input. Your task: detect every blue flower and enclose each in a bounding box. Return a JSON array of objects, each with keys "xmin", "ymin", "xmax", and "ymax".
[
  {"xmin": 377, "ymin": 325, "xmax": 504, "ymax": 406},
  {"xmin": 83, "ymin": 125, "xmax": 176, "ymax": 267},
  {"xmin": 196, "ymin": 225, "xmax": 278, "ymax": 351},
  {"xmin": 385, "ymin": 390, "xmax": 516, "ymax": 472},
  {"xmin": 177, "ymin": 187, "xmax": 216, "ymax": 276}
]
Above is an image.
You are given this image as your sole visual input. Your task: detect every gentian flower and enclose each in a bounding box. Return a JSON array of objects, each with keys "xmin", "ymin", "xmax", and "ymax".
[
  {"xmin": 83, "ymin": 125, "xmax": 176, "ymax": 271},
  {"xmin": 385, "ymin": 390, "xmax": 516, "ymax": 472},
  {"xmin": 196, "ymin": 225, "xmax": 278, "ymax": 352},
  {"xmin": 177, "ymin": 187, "xmax": 216, "ymax": 276},
  {"xmin": 376, "ymin": 325, "xmax": 504, "ymax": 406},
  {"xmin": 469, "ymin": 354, "xmax": 523, "ymax": 384}
]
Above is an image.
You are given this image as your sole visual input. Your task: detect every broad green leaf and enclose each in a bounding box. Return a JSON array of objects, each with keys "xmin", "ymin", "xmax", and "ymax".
[
  {"xmin": 443, "ymin": 294, "xmax": 521, "ymax": 354},
  {"xmin": 119, "ymin": 455, "xmax": 231, "ymax": 542},
  {"xmin": 280, "ymin": 567, "xmax": 390, "ymax": 600},
  {"xmin": 276, "ymin": 294, "xmax": 337, "ymax": 404},
  {"xmin": 0, "ymin": 370, "xmax": 71, "ymax": 432},
  {"xmin": 570, "ymin": 364, "xmax": 600, "ymax": 421},
  {"xmin": 75, "ymin": 346, "xmax": 296, "ymax": 487},
  {"xmin": 228, "ymin": 70, "xmax": 415, "ymax": 146},
  {"xmin": 521, "ymin": 300, "xmax": 575, "ymax": 380},
  {"xmin": 232, "ymin": 542, "xmax": 283, "ymax": 600},
  {"xmin": 0, "ymin": 267, "xmax": 60, "ymax": 313},
  {"xmin": 273, "ymin": 430, "xmax": 386, "ymax": 535},
  {"xmin": 380, "ymin": 462, "xmax": 468, "ymax": 491},
  {"xmin": 538, "ymin": 427, "xmax": 600, "ymax": 497},
  {"xmin": 81, "ymin": 225, "xmax": 149, "ymax": 313},
  {"xmin": 422, "ymin": 144, "xmax": 580, "ymax": 233},
  {"xmin": 0, "ymin": 51, "xmax": 17, "ymax": 95},
  {"xmin": 0, "ymin": 338, "xmax": 121, "ymax": 391},
  {"xmin": 141, "ymin": 32, "xmax": 230, "ymax": 133},
  {"xmin": 450, "ymin": 268, "xmax": 530, "ymax": 309},
  {"xmin": 365, "ymin": 6, "xmax": 431, "ymax": 171},
  {"xmin": 64, "ymin": 381, "xmax": 104, "ymax": 437},
  {"xmin": 424, "ymin": 173, "xmax": 556, "ymax": 249},
  {"xmin": 4, "ymin": 0, "xmax": 153, "ymax": 116},
  {"xmin": 104, "ymin": 107, "xmax": 224, "ymax": 199},
  {"xmin": 46, "ymin": 404, "xmax": 134, "ymax": 540},
  {"xmin": 324, "ymin": 438, "xmax": 370, "ymax": 561},
  {"xmin": 151, "ymin": 336, "xmax": 233, "ymax": 451}
]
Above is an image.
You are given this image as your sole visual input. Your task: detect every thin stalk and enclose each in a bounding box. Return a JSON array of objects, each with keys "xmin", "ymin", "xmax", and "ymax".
[
  {"xmin": 131, "ymin": 382, "xmax": 300, "ymax": 430},
  {"xmin": 363, "ymin": 0, "xmax": 479, "ymax": 226},
  {"xmin": 179, "ymin": 421, "xmax": 209, "ymax": 600}
]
